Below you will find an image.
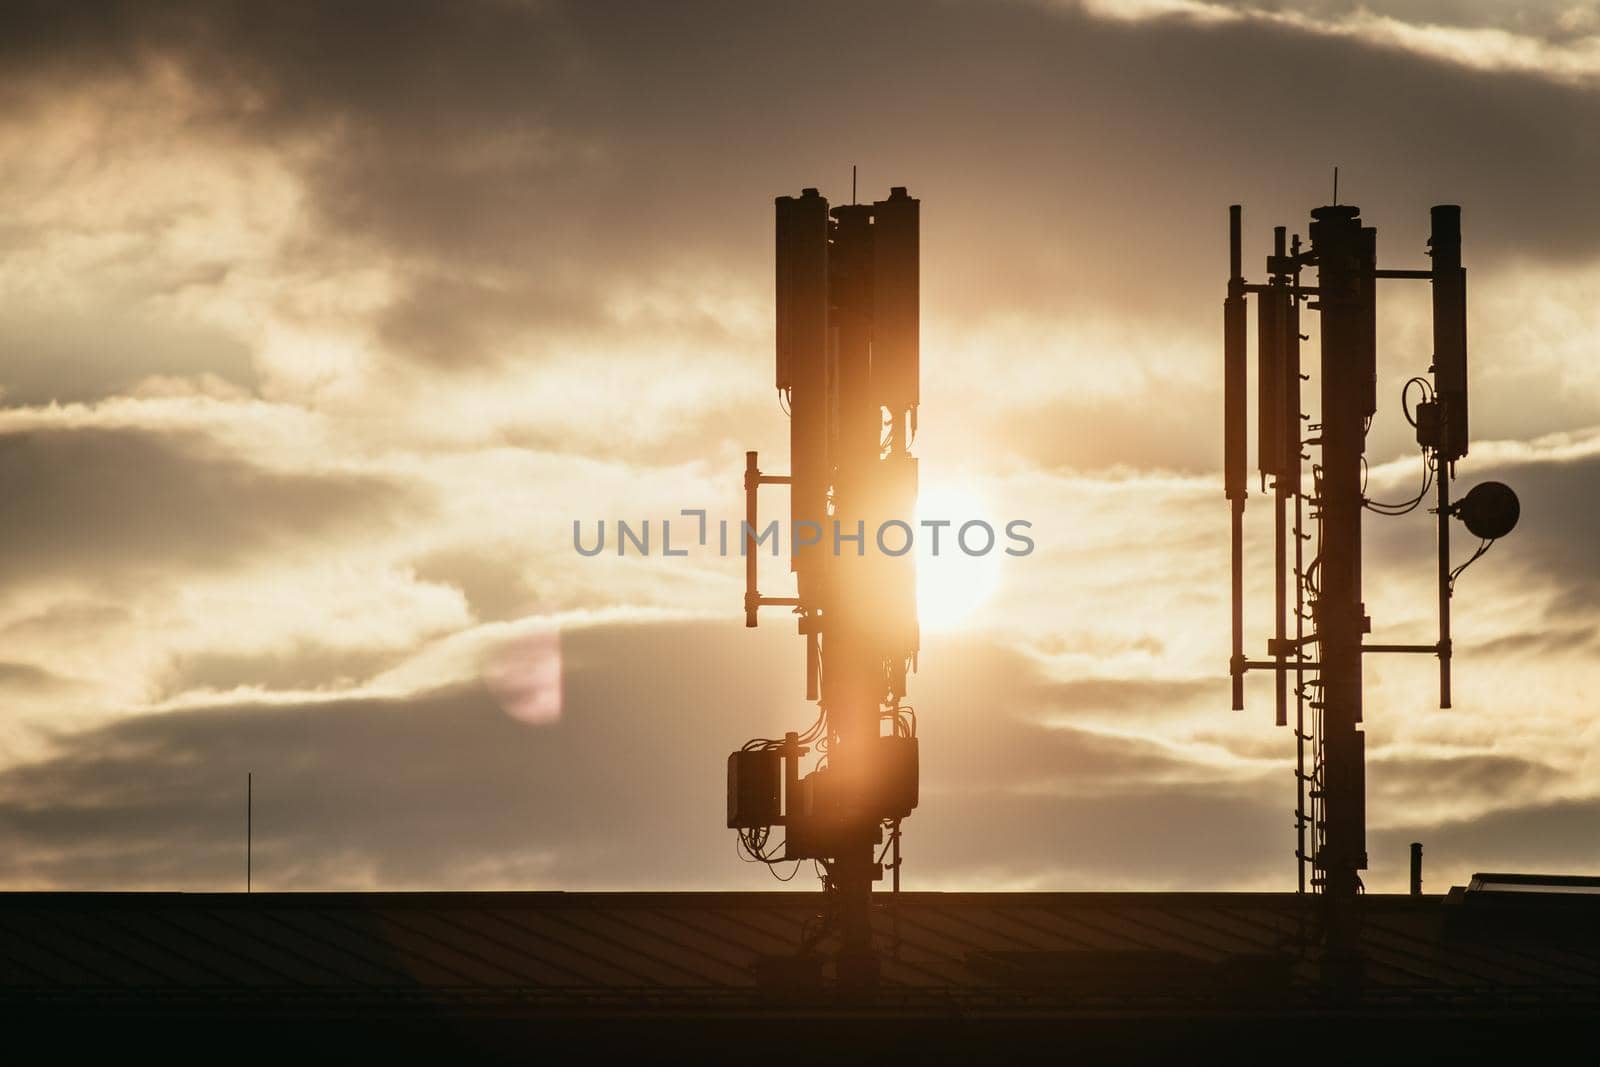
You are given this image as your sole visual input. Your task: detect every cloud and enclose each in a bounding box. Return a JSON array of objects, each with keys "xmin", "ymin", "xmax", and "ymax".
[
  {"xmin": 0, "ymin": 424, "xmax": 418, "ymax": 592},
  {"xmin": 4, "ymin": 0, "xmax": 1598, "ymax": 475},
  {"xmin": 0, "ymin": 661, "xmax": 75, "ymax": 694},
  {"xmin": 1074, "ymin": 0, "xmax": 1600, "ymax": 84},
  {"xmin": 1465, "ymin": 624, "xmax": 1597, "ymax": 657},
  {"xmin": 0, "ymin": 621, "xmax": 1266, "ymax": 890},
  {"xmin": 1369, "ymin": 752, "xmax": 1562, "ymax": 819},
  {"xmin": 11, "ymin": 1, "xmax": 1600, "ymax": 327},
  {"xmin": 0, "ymin": 621, "xmax": 795, "ymax": 890},
  {"xmin": 1038, "ymin": 676, "xmax": 1216, "ymax": 713},
  {"xmin": 912, "ymin": 786, "xmax": 1289, "ymax": 890},
  {"xmin": 155, "ymin": 642, "xmax": 413, "ymax": 700},
  {"xmin": 1480, "ymin": 447, "xmax": 1600, "ymax": 619},
  {"xmin": 0, "ymin": 609, "xmax": 1592, "ymax": 894},
  {"xmin": 409, "ymin": 546, "xmax": 540, "ymax": 625},
  {"xmin": 0, "ymin": 306, "xmax": 257, "ymax": 406},
  {"xmin": 1372, "ymin": 795, "xmax": 1600, "ymax": 890}
]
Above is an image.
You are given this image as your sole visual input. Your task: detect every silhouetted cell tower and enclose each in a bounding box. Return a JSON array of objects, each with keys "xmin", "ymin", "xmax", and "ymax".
[
  {"xmin": 728, "ymin": 185, "xmax": 921, "ymax": 986},
  {"xmin": 1223, "ymin": 202, "xmax": 1519, "ymax": 983}
]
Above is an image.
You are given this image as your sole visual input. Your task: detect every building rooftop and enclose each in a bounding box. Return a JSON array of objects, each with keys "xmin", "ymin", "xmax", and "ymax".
[{"xmin": 4, "ymin": 887, "xmax": 1596, "ymax": 1057}]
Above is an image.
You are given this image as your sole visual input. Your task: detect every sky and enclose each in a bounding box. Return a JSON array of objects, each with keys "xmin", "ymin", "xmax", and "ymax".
[{"xmin": 1, "ymin": 0, "xmax": 1598, "ymax": 895}]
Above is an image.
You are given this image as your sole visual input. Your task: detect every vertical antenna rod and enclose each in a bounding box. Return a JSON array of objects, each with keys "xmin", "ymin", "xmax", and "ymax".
[
  {"xmin": 1262, "ymin": 225, "xmax": 1292, "ymax": 728},
  {"xmin": 744, "ymin": 451, "xmax": 759, "ymax": 627},
  {"xmin": 1290, "ymin": 234, "xmax": 1307, "ymax": 893},
  {"xmin": 1224, "ymin": 205, "xmax": 1247, "ymax": 711},
  {"xmin": 1436, "ymin": 449, "xmax": 1453, "ymax": 707},
  {"xmin": 246, "ymin": 771, "xmax": 252, "ymax": 894}
]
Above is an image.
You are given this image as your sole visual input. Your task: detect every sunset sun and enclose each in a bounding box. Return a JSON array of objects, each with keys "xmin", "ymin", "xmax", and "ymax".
[{"xmin": 914, "ymin": 484, "xmax": 1003, "ymax": 631}]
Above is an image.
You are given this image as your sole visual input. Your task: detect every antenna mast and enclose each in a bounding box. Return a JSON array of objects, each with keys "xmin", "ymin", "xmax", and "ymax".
[
  {"xmin": 730, "ymin": 183, "xmax": 921, "ymax": 986},
  {"xmin": 1222, "ymin": 200, "xmax": 1517, "ymax": 986}
]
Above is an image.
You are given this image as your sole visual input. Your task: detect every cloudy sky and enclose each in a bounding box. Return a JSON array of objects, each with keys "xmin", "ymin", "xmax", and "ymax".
[{"xmin": 1, "ymin": 0, "xmax": 1597, "ymax": 895}]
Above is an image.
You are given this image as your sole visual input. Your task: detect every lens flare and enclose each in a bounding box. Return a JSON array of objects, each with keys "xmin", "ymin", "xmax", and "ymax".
[{"xmin": 483, "ymin": 629, "xmax": 563, "ymax": 725}]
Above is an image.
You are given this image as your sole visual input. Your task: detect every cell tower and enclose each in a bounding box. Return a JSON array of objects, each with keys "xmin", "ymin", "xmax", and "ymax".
[
  {"xmin": 1223, "ymin": 202, "xmax": 1520, "ymax": 976},
  {"xmin": 728, "ymin": 185, "xmax": 921, "ymax": 985}
]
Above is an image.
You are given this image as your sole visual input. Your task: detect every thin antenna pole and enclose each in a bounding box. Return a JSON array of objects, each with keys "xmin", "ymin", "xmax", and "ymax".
[
  {"xmin": 247, "ymin": 772, "xmax": 252, "ymax": 893},
  {"xmin": 852, "ymin": 164, "xmax": 857, "ymax": 205},
  {"xmin": 1333, "ymin": 166, "xmax": 1339, "ymax": 206},
  {"xmin": 1224, "ymin": 205, "xmax": 1247, "ymax": 711}
]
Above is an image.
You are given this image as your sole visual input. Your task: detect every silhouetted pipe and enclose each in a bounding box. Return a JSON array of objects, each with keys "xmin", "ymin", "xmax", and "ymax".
[
  {"xmin": 1226, "ymin": 206, "xmax": 1247, "ymax": 711},
  {"xmin": 1410, "ymin": 842, "xmax": 1423, "ymax": 895},
  {"xmin": 1309, "ymin": 204, "xmax": 1368, "ymax": 900},
  {"xmin": 1437, "ymin": 452, "xmax": 1453, "ymax": 709},
  {"xmin": 1310, "ymin": 204, "xmax": 1373, "ymax": 998},
  {"xmin": 827, "ymin": 201, "xmax": 888, "ymax": 986},
  {"xmin": 805, "ymin": 630, "xmax": 818, "ymax": 701},
  {"xmin": 1265, "ymin": 225, "xmax": 1290, "ymax": 728},
  {"xmin": 744, "ymin": 451, "xmax": 759, "ymax": 627}
]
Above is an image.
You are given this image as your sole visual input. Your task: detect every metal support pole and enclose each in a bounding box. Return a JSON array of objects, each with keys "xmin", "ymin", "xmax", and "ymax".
[
  {"xmin": 892, "ymin": 821, "xmax": 901, "ymax": 894},
  {"xmin": 784, "ymin": 731, "xmax": 800, "ymax": 830},
  {"xmin": 1274, "ymin": 484, "xmax": 1288, "ymax": 726},
  {"xmin": 828, "ymin": 202, "xmax": 883, "ymax": 988},
  {"xmin": 1225, "ymin": 205, "xmax": 1247, "ymax": 711},
  {"xmin": 805, "ymin": 631, "xmax": 819, "ymax": 702},
  {"xmin": 1269, "ymin": 225, "xmax": 1290, "ymax": 729},
  {"xmin": 1437, "ymin": 455, "xmax": 1453, "ymax": 708},
  {"xmin": 744, "ymin": 451, "xmax": 759, "ymax": 627},
  {"xmin": 1309, "ymin": 203, "xmax": 1369, "ymax": 989},
  {"xmin": 1290, "ymin": 232, "xmax": 1308, "ymax": 896}
]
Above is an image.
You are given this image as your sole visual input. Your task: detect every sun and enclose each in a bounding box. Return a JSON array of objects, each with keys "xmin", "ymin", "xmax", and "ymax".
[{"xmin": 914, "ymin": 484, "xmax": 1003, "ymax": 631}]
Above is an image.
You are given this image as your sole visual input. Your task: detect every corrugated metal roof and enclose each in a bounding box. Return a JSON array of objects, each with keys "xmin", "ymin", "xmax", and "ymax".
[{"xmin": 4, "ymin": 889, "xmax": 1599, "ymax": 1016}]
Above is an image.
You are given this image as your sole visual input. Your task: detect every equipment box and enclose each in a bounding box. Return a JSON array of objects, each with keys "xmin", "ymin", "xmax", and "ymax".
[{"xmin": 727, "ymin": 749, "xmax": 782, "ymax": 829}]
